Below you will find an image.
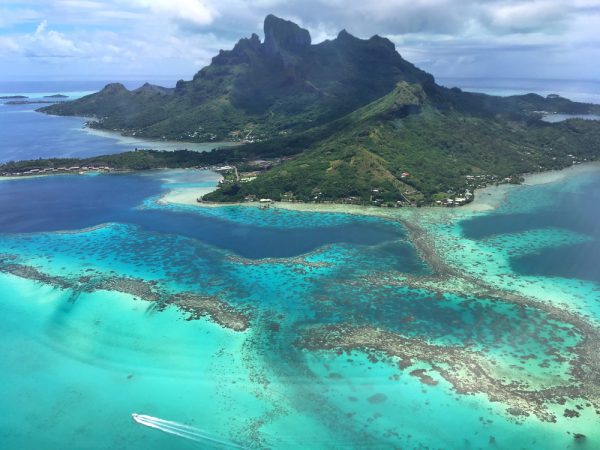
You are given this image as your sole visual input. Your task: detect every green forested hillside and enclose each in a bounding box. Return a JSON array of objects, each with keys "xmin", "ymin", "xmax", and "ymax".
[
  {"xmin": 33, "ymin": 15, "xmax": 600, "ymax": 205},
  {"xmin": 204, "ymin": 83, "xmax": 600, "ymax": 204},
  {"xmin": 40, "ymin": 15, "xmax": 432, "ymax": 142}
]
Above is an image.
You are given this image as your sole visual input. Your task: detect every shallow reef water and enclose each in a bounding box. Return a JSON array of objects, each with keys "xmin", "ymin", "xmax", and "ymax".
[{"xmin": 1, "ymin": 168, "xmax": 600, "ymax": 449}]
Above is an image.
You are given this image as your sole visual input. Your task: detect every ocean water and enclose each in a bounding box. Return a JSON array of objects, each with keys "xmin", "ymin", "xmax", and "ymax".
[
  {"xmin": 1, "ymin": 82, "xmax": 600, "ymax": 449},
  {"xmin": 438, "ymin": 77, "xmax": 600, "ymax": 104},
  {"xmin": 542, "ymin": 114, "xmax": 600, "ymax": 123},
  {"xmin": 460, "ymin": 171, "xmax": 600, "ymax": 284},
  {"xmin": 0, "ymin": 83, "xmax": 231, "ymax": 162}
]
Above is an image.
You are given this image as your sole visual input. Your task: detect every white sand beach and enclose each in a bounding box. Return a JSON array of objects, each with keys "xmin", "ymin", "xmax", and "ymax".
[{"xmin": 157, "ymin": 161, "xmax": 600, "ymax": 218}]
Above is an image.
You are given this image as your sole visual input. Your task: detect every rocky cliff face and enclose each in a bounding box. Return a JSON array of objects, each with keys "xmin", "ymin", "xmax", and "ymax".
[
  {"xmin": 210, "ymin": 15, "xmax": 312, "ymax": 68},
  {"xmin": 40, "ymin": 14, "xmax": 436, "ymax": 138},
  {"xmin": 263, "ymin": 14, "xmax": 311, "ymax": 63}
]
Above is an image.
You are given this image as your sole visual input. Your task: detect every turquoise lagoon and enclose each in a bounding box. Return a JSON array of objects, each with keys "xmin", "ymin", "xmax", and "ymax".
[
  {"xmin": 1, "ymin": 166, "xmax": 600, "ymax": 449},
  {"xmin": 0, "ymin": 94, "xmax": 232, "ymax": 163},
  {"xmin": 1, "ymin": 78, "xmax": 600, "ymax": 449}
]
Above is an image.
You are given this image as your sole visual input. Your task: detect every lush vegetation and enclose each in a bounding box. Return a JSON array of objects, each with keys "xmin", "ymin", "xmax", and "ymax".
[
  {"xmin": 0, "ymin": 150, "xmax": 218, "ymax": 173},
  {"xmin": 40, "ymin": 15, "xmax": 432, "ymax": 142},
  {"xmin": 204, "ymin": 84, "xmax": 600, "ymax": 204},
  {"xmin": 31, "ymin": 15, "xmax": 600, "ymax": 205}
]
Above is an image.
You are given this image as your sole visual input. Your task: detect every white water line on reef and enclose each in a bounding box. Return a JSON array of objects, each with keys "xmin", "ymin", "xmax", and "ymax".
[{"xmin": 131, "ymin": 413, "xmax": 244, "ymax": 448}]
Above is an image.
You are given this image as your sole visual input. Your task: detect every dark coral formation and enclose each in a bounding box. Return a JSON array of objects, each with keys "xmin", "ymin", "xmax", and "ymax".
[
  {"xmin": 293, "ymin": 218, "xmax": 600, "ymax": 423},
  {"xmin": 170, "ymin": 292, "xmax": 250, "ymax": 332},
  {"xmin": 0, "ymin": 255, "xmax": 250, "ymax": 332},
  {"xmin": 296, "ymin": 325, "xmax": 598, "ymax": 423},
  {"xmin": 1, "ymin": 209, "xmax": 599, "ymax": 428}
]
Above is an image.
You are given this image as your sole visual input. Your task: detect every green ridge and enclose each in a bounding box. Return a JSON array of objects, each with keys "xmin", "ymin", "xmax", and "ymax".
[{"xmin": 26, "ymin": 15, "xmax": 600, "ymax": 205}]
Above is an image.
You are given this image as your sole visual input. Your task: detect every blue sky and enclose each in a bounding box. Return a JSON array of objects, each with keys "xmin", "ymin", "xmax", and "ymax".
[{"xmin": 1, "ymin": 0, "xmax": 599, "ymax": 84}]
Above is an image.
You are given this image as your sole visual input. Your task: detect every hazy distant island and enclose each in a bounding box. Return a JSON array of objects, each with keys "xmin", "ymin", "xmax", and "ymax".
[
  {"xmin": 2, "ymin": 94, "xmax": 68, "ymax": 105},
  {"xmin": 7, "ymin": 14, "xmax": 600, "ymax": 206},
  {"xmin": 6, "ymin": 99, "xmax": 68, "ymax": 105}
]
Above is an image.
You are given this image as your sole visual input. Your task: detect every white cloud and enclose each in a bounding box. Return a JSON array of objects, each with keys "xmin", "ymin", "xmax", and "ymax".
[
  {"xmin": 55, "ymin": 0, "xmax": 104, "ymax": 9},
  {"xmin": 29, "ymin": 20, "xmax": 80, "ymax": 57},
  {"xmin": 0, "ymin": 0, "xmax": 599, "ymax": 81},
  {"xmin": 0, "ymin": 7, "xmax": 40, "ymax": 28},
  {"xmin": 0, "ymin": 20, "xmax": 80, "ymax": 59},
  {"xmin": 130, "ymin": 0, "xmax": 218, "ymax": 27},
  {"xmin": 35, "ymin": 20, "xmax": 48, "ymax": 35},
  {"xmin": 484, "ymin": 1, "xmax": 565, "ymax": 32},
  {"xmin": 0, "ymin": 35, "xmax": 21, "ymax": 53}
]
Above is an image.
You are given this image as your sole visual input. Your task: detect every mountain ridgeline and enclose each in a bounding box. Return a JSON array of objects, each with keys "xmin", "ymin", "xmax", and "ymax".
[
  {"xmin": 38, "ymin": 15, "xmax": 600, "ymax": 204},
  {"xmin": 42, "ymin": 15, "xmax": 433, "ymax": 142}
]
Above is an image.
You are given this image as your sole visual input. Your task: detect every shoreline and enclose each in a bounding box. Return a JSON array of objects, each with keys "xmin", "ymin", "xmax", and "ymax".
[
  {"xmin": 80, "ymin": 124, "xmax": 239, "ymax": 152},
  {"xmin": 32, "ymin": 107, "xmax": 240, "ymax": 153},
  {"xmin": 460, "ymin": 161, "xmax": 600, "ymax": 212},
  {"xmin": 521, "ymin": 160, "xmax": 600, "ymax": 186},
  {"xmin": 4, "ymin": 158, "xmax": 600, "ymax": 219},
  {"xmin": 158, "ymin": 161, "xmax": 600, "ymax": 218},
  {"xmin": 4, "ymin": 141, "xmax": 600, "ymax": 442}
]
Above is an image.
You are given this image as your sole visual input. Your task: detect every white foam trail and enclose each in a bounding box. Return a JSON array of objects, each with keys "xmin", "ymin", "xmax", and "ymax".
[{"xmin": 132, "ymin": 414, "xmax": 244, "ymax": 449}]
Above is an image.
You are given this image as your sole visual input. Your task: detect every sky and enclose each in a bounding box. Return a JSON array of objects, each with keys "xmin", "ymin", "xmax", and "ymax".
[{"xmin": 1, "ymin": 0, "xmax": 600, "ymax": 85}]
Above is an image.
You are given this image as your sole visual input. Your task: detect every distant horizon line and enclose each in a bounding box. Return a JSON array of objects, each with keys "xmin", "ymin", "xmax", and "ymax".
[{"xmin": 1, "ymin": 76, "xmax": 600, "ymax": 84}]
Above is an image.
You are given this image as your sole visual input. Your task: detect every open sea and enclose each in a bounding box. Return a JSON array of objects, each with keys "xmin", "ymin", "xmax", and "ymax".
[
  {"xmin": 0, "ymin": 81, "xmax": 232, "ymax": 162},
  {"xmin": 1, "ymin": 80, "xmax": 600, "ymax": 449}
]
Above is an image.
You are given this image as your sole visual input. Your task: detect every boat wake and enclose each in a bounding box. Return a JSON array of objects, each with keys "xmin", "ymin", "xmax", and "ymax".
[{"xmin": 131, "ymin": 413, "xmax": 243, "ymax": 448}]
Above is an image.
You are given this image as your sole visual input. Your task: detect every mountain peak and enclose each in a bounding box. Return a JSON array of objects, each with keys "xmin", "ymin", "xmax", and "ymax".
[
  {"xmin": 337, "ymin": 29, "xmax": 352, "ymax": 39},
  {"xmin": 263, "ymin": 14, "xmax": 311, "ymax": 56},
  {"xmin": 44, "ymin": 14, "xmax": 437, "ymax": 142},
  {"xmin": 100, "ymin": 83, "xmax": 128, "ymax": 94},
  {"xmin": 133, "ymin": 83, "xmax": 173, "ymax": 95},
  {"xmin": 369, "ymin": 34, "xmax": 395, "ymax": 50}
]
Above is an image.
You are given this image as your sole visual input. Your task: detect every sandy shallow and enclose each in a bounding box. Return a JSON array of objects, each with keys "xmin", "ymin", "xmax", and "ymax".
[
  {"xmin": 159, "ymin": 186, "xmax": 411, "ymax": 217},
  {"xmin": 156, "ymin": 161, "xmax": 600, "ymax": 219},
  {"xmin": 0, "ymin": 174, "xmax": 47, "ymax": 182},
  {"xmin": 3, "ymin": 158, "xmax": 600, "ymax": 447},
  {"xmin": 81, "ymin": 126, "xmax": 237, "ymax": 152},
  {"xmin": 461, "ymin": 162, "xmax": 600, "ymax": 212},
  {"xmin": 157, "ymin": 186, "xmax": 218, "ymax": 205},
  {"xmin": 522, "ymin": 161, "xmax": 600, "ymax": 186}
]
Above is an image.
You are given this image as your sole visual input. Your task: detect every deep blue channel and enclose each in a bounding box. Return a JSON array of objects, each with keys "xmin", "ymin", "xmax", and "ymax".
[{"xmin": 0, "ymin": 174, "xmax": 405, "ymax": 259}]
